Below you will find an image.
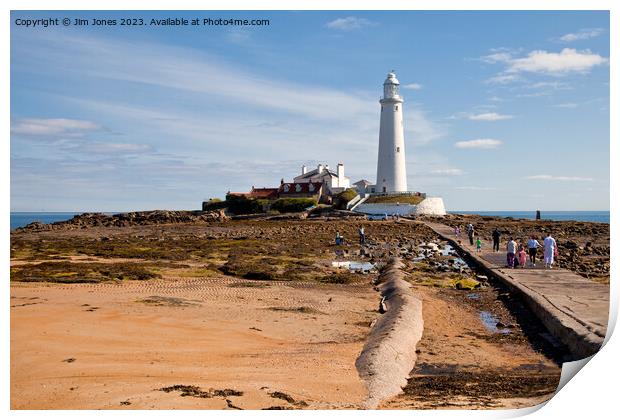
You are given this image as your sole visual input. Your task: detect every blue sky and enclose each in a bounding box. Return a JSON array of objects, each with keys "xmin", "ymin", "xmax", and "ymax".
[{"xmin": 10, "ymin": 10, "xmax": 609, "ymax": 211}]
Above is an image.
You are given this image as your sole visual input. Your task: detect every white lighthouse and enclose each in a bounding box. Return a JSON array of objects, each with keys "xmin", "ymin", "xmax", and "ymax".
[{"xmin": 376, "ymin": 71, "xmax": 407, "ymax": 193}]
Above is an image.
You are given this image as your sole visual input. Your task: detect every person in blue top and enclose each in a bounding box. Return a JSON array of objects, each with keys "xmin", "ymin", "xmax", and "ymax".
[{"xmin": 527, "ymin": 236, "xmax": 541, "ymax": 267}]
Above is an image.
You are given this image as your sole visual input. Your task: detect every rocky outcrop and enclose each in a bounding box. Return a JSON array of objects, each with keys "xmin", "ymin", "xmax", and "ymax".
[{"xmin": 15, "ymin": 210, "xmax": 229, "ymax": 232}]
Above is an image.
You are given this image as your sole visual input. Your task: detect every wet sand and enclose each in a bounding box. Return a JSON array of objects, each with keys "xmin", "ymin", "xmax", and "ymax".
[{"xmin": 11, "ymin": 277, "xmax": 376, "ymax": 409}]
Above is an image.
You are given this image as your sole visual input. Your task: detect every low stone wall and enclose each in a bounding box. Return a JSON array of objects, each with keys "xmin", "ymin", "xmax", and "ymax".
[
  {"xmin": 414, "ymin": 197, "xmax": 446, "ymax": 216},
  {"xmin": 355, "ymin": 258, "xmax": 424, "ymax": 408},
  {"xmin": 353, "ymin": 196, "xmax": 446, "ymax": 217}
]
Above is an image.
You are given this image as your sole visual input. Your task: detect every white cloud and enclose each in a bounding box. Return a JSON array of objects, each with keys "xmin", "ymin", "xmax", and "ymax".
[
  {"xmin": 526, "ymin": 174, "xmax": 593, "ymax": 181},
  {"xmin": 11, "ymin": 118, "xmax": 101, "ymax": 136},
  {"xmin": 455, "ymin": 186, "xmax": 496, "ymax": 191},
  {"xmin": 485, "ymin": 74, "xmax": 520, "ymax": 84},
  {"xmin": 225, "ymin": 29, "xmax": 251, "ymax": 44},
  {"xmin": 454, "ymin": 138, "xmax": 502, "ymax": 149},
  {"xmin": 325, "ymin": 17, "xmax": 375, "ymax": 31},
  {"xmin": 507, "ymin": 48, "xmax": 607, "ymax": 75},
  {"xmin": 405, "ymin": 107, "xmax": 445, "ymax": 145},
  {"xmin": 554, "ymin": 103, "xmax": 579, "ymax": 109},
  {"xmin": 84, "ymin": 142, "xmax": 152, "ymax": 154},
  {"xmin": 402, "ymin": 83, "xmax": 423, "ymax": 90},
  {"xmin": 22, "ymin": 33, "xmax": 377, "ymax": 122},
  {"xmin": 481, "ymin": 52, "xmax": 513, "ymax": 64},
  {"xmin": 468, "ymin": 112, "xmax": 514, "ymax": 121},
  {"xmin": 430, "ymin": 168, "xmax": 464, "ymax": 176},
  {"xmin": 559, "ymin": 28, "xmax": 604, "ymax": 42},
  {"xmin": 526, "ymin": 81, "xmax": 571, "ymax": 90},
  {"xmin": 516, "ymin": 91, "xmax": 551, "ymax": 98},
  {"xmin": 483, "ymin": 48, "xmax": 607, "ymax": 79}
]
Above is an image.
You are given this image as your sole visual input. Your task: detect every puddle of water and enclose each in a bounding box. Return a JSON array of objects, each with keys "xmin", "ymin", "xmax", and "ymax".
[
  {"xmin": 331, "ymin": 261, "xmax": 376, "ymax": 273},
  {"xmin": 441, "ymin": 244, "xmax": 455, "ymax": 256},
  {"xmin": 479, "ymin": 311, "xmax": 512, "ymax": 334},
  {"xmin": 452, "ymin": 257, "xmax": 468, "ymax": 267},
  {"xmin": 467, "ymin": 293, "xmax": 480, "ymax": 300}
]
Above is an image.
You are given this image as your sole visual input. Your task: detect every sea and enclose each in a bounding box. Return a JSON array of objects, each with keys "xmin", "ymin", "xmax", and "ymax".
[
  {"xmin": 450, "ymin": 211, "xmax": 609, "ymax": 224},
  {"xmin": 9, "ymin": 210, "xmax": 610, "ymax": 230}
]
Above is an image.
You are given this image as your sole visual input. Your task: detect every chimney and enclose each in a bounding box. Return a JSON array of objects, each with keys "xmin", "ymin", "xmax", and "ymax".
[
  {"xmin": 301, "ymin": 165, "xmax": 307, "ymax": 175},
  {"xmin": 337, "ymin": 163, "xmax": 344, "ymax": 179},
  {"xmin": 317, "ymin": 163, "xmax": 324, "ymax": 173}
]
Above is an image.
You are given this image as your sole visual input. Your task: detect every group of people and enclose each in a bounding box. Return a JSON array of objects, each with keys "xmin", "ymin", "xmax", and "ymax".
[
  {"xmin": 455, "ymin": 223, "xmax": 483, "ymax": 253},
  {"xmin": 456, "ymin": 224, "xmax": 559, "ymax": 269},
  {"xmin": 504, "ymin": 234, "xmax": 557, "ymax": 268},
  {"xmin": 335, "ymin": 226, "xmax": 366, "ymax": 246}
]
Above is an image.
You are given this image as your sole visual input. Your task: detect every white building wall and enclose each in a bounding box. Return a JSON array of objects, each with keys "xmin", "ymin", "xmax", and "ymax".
[{"xmin": 354, "ymin": 203, "xmax": 417, "ymax": 216}]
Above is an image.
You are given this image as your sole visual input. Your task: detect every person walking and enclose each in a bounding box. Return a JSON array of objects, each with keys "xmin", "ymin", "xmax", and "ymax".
[
  {"xmin": 467, "ymin": 225, "xmax": 475, "ymax": 246},
  {"xmin": 358, "ymin": 226, "xmax": 366, "ymax": 245},
  {"xmin": 506, "ymin": 237, "xmax": 517, "ymax": 268},
  {"xmin": 476, "ymin": 236, "xmax": 482, "ymax": 253},
  {"xmin": 543, "ymin": 233, "xmax": 557, "ymax": 268},
  {"xmin": 527, "ymin": 236, "xmax": 541, "ymax": 267},
  {"xmin": 454, "ymin": 225, "xmax": 461, "ymax": 238},
  {"xmin": 518, "ymin": 244, "xmax": 527, "ymax": 268},
  {"xmin": 492, "ymin": 228, "xmax": 501, "ymax": 252},
  {"xmin": 335, "ymin": 231, "xmax": 343, "ymax": 246}
]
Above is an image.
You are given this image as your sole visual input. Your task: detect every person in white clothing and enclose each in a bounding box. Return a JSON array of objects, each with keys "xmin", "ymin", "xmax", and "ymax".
[
  {"xmin": 506, "ymin": 237, "xmax": 517, "ymax": 268},
  {"xmin": 543, "ymin": 233, "xmax": 557, "ymax": 268}
]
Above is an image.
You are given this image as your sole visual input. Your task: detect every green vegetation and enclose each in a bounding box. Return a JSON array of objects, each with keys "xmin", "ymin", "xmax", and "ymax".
[
  {"xmin": 227, "ymin": 281, "xmax": 270, "ymax": 288},
  {"xmin": 10, "ymin": 235, "xmax": 254, "ymax": 262},
  {"xmin": 406, "ymin": 272, "xmax": 481, "ymax": 290},
  {"xmin": 451, "ymin": 278, "xmax": 481, "ymax": 290},
  {"xmin": 9, "ymin": 261, "xmax": 182, "ymax": 283},
  {"xmin": 320, "ymin": 272, "xmax": 355, "ymax": 284},
  {"xmin": 268, "ymin": 306, "xmax": 323, "ymax": 314},
  {"xmin": 270, "ymin": 197, "xmax": 317, "ymax": 213},
  {"xmin": 333, "ymin": 188, "xmax": 359, "ymax": 210},
  {"xmin": 225, "ymin": 194, "xmax": 266, "ymax": 215},
  {"xmin": 202, "ymin": 198, "xmax": 227, "ymax": 211},
  {"xmin": 136, "ymin": 296, "xmax": 198, "ymax": 306},
  {"xmin": 242, "ymin": 270, "xmax": 275, "ymax": 280},
  {"xmin": 365, "ymin": 194, "xmax": 425, "ymax": 205}
]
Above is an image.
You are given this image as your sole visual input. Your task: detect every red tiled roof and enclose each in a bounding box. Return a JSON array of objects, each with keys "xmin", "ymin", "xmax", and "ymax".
[
  {"xmin": 278, "ymin": 182, "xmax": 322, "ymax": 195},
  {"xmin": 249, "ymin": 187, "xmax": 279, "ymax": 199}
]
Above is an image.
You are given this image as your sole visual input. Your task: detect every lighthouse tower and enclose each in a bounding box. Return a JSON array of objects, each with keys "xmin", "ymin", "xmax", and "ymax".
[{"xmin": 376, "ymin": 71, "xmax": 407, "ymax": 193}]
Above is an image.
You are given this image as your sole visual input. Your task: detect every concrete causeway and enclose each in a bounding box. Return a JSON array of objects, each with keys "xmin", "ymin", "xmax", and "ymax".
[{"xmin": 422, "ymin": 221, "xmax": 610, "ymax": 360}]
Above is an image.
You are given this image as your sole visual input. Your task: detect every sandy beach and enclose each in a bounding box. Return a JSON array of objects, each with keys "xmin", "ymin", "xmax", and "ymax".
[{"xmin": 11, "ymin": 276, "xmax": 375, "ymax": 409}]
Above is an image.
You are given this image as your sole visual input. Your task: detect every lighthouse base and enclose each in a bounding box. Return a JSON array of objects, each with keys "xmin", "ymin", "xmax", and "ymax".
[{"xmin": 353, "ymin": 196, "xmax": 446, "ymax": 217}]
